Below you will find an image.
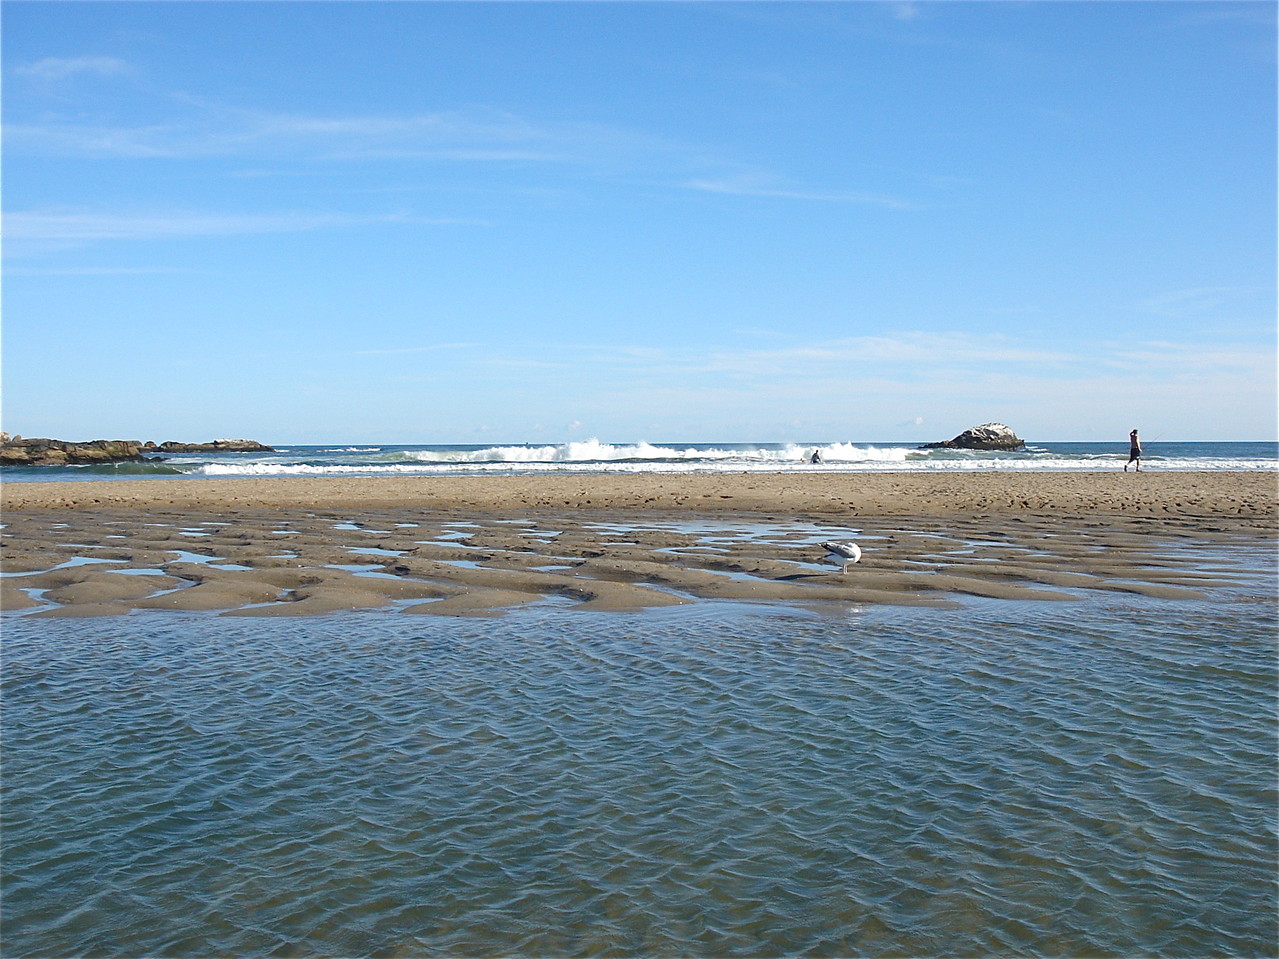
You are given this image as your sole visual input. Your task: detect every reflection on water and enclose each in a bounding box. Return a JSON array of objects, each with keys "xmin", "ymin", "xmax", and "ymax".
[{"xmin": 3, "ymin": 587, "xmax": 1276, "ymax": 958}]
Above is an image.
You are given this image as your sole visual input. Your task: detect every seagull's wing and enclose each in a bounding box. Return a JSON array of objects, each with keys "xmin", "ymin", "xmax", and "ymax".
[{"xmin": 821, "ymin": 541, "xmax": 859, "ymax": 559}]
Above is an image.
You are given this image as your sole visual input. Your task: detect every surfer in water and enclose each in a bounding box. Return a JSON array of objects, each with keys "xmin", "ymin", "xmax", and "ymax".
[
  {"xmin": 810, "ymin": 449, "xmax": 823, "ymax": 464},
  {"xmin": 1124, "ymin": 429, "xmax": 1142, "ymax": 471}
]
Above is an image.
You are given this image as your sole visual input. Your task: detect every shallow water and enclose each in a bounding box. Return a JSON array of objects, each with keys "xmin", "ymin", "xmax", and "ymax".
[{"xmin": 3, "ymin": 579, "xmax": 1276, "ymax": 957}]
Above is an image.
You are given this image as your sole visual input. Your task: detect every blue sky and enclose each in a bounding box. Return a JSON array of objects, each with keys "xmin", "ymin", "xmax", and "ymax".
[{"xmin": 2, "ymin": 1, "xmax": 1275, "ymax": 444}]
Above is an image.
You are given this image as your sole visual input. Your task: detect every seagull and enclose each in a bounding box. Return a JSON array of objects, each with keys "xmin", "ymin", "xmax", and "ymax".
[{"xmin": 821, "ymin": 541, "xmax": 862, "ymax": 574}]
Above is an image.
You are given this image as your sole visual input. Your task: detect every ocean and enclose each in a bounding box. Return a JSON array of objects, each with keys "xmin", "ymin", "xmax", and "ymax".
[
  {"xmin": 4, "ymin": 438, "xmax": 1276, "ymax": 482},
  {"xmin": 3, "ymin": 578, "xmax": 1276, "ymax": 957}
]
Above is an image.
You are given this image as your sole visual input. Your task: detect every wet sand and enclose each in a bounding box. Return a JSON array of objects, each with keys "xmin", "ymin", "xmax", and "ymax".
[{"xmin": 2, "ymin": 472, "xmax": 1275, "ymax": 616}]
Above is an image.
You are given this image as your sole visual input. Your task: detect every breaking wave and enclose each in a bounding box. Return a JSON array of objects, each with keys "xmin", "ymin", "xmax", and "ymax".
[{"xmin": 6, "ymin": 439, "xmax": 1274, "ymax": 482}]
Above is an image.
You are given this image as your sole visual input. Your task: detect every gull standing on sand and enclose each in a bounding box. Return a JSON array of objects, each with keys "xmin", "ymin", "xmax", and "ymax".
[{"xmin": 821, "ymin": 541, "xmax": 862, "ymax": 574}]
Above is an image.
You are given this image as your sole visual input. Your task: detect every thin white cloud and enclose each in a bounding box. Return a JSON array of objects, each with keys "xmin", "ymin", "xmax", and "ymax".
[
  {"xmin": 353, "ymin": 343, "xmax": 478, "ymax": 356},
  {"xmin": 1136, "ymin": 286, "xmax": 1256, "ymax": 317},
  {"xmin": 3, "ymin": 265, "xmax": 197, "ymax": 277},
  {"xmin": 457, "ymin": 333, "xmax": 1078, "ymax": 386},
  {"xmin": 3, "ymin": 122, "xmax": 195, "ymax": 159},
  {"xmin": 566, "ymin": 342, "xmax": 1276, "ymax": 441},
  {"xmin": 686, "ymin": 175, "xmax": 915, "ymax": 209},
  {"xmin": 234, "ymin": 106, "xmax": 553, "ymax": 154},
  {"xmin": 465, "ymin": 332, "xmax": 1273, "ymax": 400},
  {"xmin": 1107, "ymin": 341, "xmax": 1272, "ymax": 373},
  {"xmin": 6, "ymin": 92, "xmax": 917, "ymax": 209},
  {"xmin": 699, "ymin": 332, "xmax": 1074, "ymax": 374},
  {"xmin": 5, "ymin": 102, "xmax": 663, "ymax": 167},
  {"xmin": 14, "ymin": 56, "xmax": 131, "ymax": 81},
  {"xmin": 4, "ymin": 209, "xmax": 475, "ymax": 242}
]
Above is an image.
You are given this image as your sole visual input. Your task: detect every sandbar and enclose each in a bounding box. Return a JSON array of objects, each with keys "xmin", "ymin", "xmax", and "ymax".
[{"xmin": 2, "ymin": 472, "xmax": 1274, "ymax": 617}]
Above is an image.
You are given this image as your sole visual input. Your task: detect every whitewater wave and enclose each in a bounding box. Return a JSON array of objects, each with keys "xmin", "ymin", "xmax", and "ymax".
[
  {"xmin": 188, "ymin": 453, "xmax": 1276, "ymax": 479},
  {"xmin": 381, "ymin": 439, "xmax": 915, "ymax": 466},
  {"xmin": 396, "ymin": 439, "xmax": 739, "ymax": 464},
  {"xmin": 8, "ymin": 438, "xmax": 1273, "ymax": 482}
]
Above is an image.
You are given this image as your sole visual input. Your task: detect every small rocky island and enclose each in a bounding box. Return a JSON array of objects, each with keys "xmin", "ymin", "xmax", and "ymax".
[
  {"xmin": 920, "ymin": 423, "xmax": 1025, "ymax": 451},
  {"xmin": 141, "ymin": 440, "xmax": 275, "ymax": 454},
  {"xmin": 0, "ymin": 434, "xmax": 273, "ymax": 466}
]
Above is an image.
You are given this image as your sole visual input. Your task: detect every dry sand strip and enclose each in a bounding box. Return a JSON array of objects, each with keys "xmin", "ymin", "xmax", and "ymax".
[
  {"xmin": 2, "ymin": 470, "xmax": 1276, "ymax": 517},
  {"xmin": 1, "ymin": 472, "xmax": 1274, "ymax": 617}
]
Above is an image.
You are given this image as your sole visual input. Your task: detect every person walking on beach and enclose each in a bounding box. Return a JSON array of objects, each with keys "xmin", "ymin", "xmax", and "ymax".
[{"xmin": 1125, "ymin": 429, "xmax": 1142, "ymax": 471}]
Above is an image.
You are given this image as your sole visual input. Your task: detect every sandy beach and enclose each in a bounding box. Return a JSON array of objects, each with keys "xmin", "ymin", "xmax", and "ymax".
[
  {"xmin": 5, "ymin": 470, "xmax": 1277, "ymax": 515},
  {"xmin": 2, "ymin": 471, "xmax": 1275, "ymax": 616}
]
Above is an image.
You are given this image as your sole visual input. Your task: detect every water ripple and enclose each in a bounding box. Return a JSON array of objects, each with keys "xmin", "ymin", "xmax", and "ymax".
[{"xmin": 3, "ymin": 591, "xmax": 1276, "ymax": 957}]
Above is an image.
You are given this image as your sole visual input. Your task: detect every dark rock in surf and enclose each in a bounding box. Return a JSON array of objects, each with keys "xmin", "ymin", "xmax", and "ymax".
[
  {"xmin": 0, "ymin": 437, "xmax": 147, "ymax": 466},
  {"xmin": 2, "ymin": 435, "xmax": 274, "ymax": 466},
  {"xmin": 920, "ymin": 423, "xmax": 1025, "ymax": 451},
  {"xmin": 145, "ymin": 439, "xmax": 275, "ymax": 453}
]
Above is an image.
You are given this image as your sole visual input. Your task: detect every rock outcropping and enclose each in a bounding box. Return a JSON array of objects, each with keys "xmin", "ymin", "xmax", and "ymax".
[
  {"xmin": 1, "ymin": 434, "xmax": 274, "ymax": 466},
  {"xmin": 0, "ymin": 436, "xmax": 147, "ymax": 466},
  {"xmin": 920, "ymin": 423, "xmax": 1025, "ymax": 451},
  {"xmin": 142, "ymin": 439, "xmax": 274, "ymax": 454}
]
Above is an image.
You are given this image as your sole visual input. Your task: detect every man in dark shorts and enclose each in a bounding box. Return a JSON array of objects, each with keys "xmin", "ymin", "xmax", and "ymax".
[{"xmin": 1124, "ymin": 429, "xmax": 1142, "ymax": 471}]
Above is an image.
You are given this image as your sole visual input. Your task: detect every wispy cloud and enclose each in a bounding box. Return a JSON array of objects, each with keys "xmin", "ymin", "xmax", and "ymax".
[
  {"xmin": 230, "ymin": 105, "xmax": 566, "ymax": 160},
  {"xmin": 464, "ymin": 331, "xmax": 1273, "ymax": 396},
  {"xmin": 459, "ymin": 332, "xmax": 1078, "ymax": 383},
  {"xmin": 698, "ymin": 332, "xmax": 1074, "ymax": 375},
  {"xmin": 4, "ymin": 122, "xmax": 201, "ymax": 160},
  {"xmin": 14, "ymin": 56, "xmax": 132, "ymax": 82},
  {"xmin": 4, "ymin": 101, "xmax": 665, "ymax": 166},
  {"xmin": 685, "ymin": 175, "xmax": 915, "ymax": 209},
  {"xmin": 4, "ymin": 209, "xmax": 476, "ymax": 242},
  {"xmin": 1106, "ymin": 340, "xmax": 1273, "ymax": 374},
  {"xmin": 353, "ymin": 343, "xmax": 478, "ymax": 357},
  {"xmin": 5, "ymin": 89, "xmax": 918, "ymax": 208},
  {"xmin": 486, "ymin": 332, "xmax": 1274, "ymax": 440},
  {"xmin": 1136, "ymin": 286, "xmax": 1259, "ymax": 318},
  {"xmin": 2, "ymin": 265, "xmax": 197, "ymax": 277}
]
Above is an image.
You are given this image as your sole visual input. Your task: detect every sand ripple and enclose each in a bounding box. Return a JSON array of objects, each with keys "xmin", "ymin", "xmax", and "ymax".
[{"xmin": 2, "ymin": 507, "xmax": 1272, "ymax": 615}]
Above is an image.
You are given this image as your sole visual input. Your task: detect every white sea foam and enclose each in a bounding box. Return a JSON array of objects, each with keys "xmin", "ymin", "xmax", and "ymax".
[
  {"xmin": 391, "ymin": 440, "xmax": 916, "ymax": 466},
  {"xmin": 189, "ymin": 445, "xmax": 1277, "ymax": 478},
  {"xmin": 401, "ymin": 440, "xmax": 757, "ymax": 464},
  {"xmin": 12, "ymin": 438, "xmax": 1271, "ymax": 483}
]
